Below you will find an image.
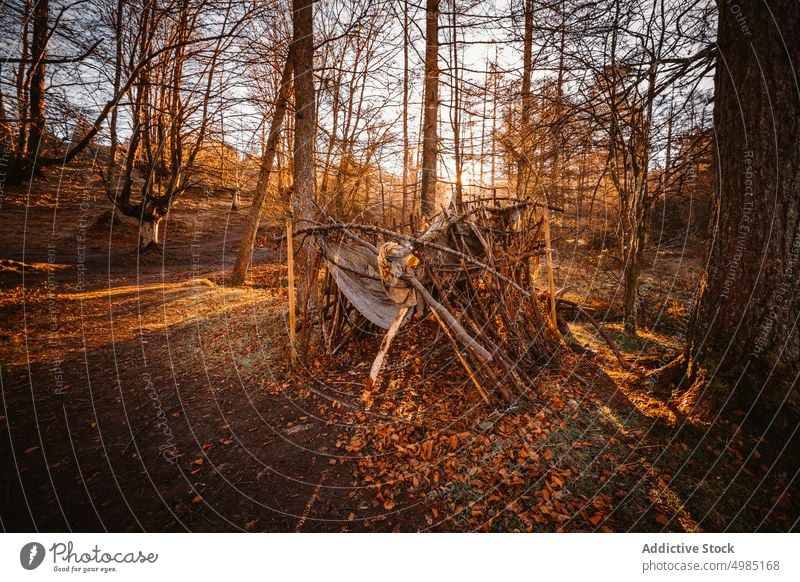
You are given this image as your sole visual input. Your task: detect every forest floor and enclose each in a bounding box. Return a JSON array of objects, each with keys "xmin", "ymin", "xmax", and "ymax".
[{"xmin": 1, "ymin": 169, "xmax": 798, "ymax": 532}]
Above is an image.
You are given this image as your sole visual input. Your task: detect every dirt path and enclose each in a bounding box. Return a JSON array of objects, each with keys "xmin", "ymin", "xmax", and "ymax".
[{"xmin": 1, "ymin": 185, "xmax": 365, "ymax": 532}]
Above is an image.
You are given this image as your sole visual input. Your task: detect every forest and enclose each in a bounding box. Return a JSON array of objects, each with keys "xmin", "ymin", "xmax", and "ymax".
[{"xmin": 0, "ymin": 0, "xmax": 798, "ymax": 532}]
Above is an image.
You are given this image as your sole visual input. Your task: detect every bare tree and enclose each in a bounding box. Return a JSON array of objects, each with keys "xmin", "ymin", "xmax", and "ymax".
[
  {"xmin": 229, "ymin": 52, "xmax": 293, "ymax": 286},
  {"xmin": 292, "ymin": 0, "xmax": 317, "ymax": 304},
  {"xmin": 402, "ymin": 0, "xmax": 412, "ymax": 219},
  {"xmin": 0, "ymin": 0, "xmax": 104, "ymax": 184},
  {"xmin": 420, "ymin": 0, "xmax": 440, "ymax": 217},
  {"xmin": 102, "ymin": 0, "xmax": 241, "ymax": 250},
  {"xmin": 580, "ymin": 0, "xmax": 713, "ymax": 334}
]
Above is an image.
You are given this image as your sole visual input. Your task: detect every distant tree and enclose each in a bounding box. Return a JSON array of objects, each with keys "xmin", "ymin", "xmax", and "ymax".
[
  {"xmin": 98, "ymin": 0, "xmax": 251, "ymax": 251},
  {"xmin": 0, "ymin": 0, "xmax": 105, "ymax": 184},
  {"xmin": 229, "ymin": 52, "xmax": 292, "ymax": 286},
  {"xmin": 580, "ymin": 0, "xmax": 713, "ymax": 335}
]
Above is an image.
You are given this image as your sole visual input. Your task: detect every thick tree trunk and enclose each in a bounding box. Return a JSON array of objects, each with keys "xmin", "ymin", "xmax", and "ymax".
[
  {"xmin": 420, "ymin": 0, "xmax": 439, "ymax": 218},
  {"xmin": 292, "ymin": 0, "xmax": 316, "ymax": 311},
  {"xmin": 685, "ymin": 0, "xmax": 800, "ymax": 424}
]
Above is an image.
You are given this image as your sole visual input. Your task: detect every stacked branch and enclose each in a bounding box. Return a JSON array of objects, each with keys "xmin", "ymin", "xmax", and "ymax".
[{"xmin": 299, "ymin": 201, "xmax": 566, "ymax": 405}]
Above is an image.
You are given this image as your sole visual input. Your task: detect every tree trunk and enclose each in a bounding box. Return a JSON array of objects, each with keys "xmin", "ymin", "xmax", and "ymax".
[
  {"xmin": 138, "ymin": 216, "xmax": 161, "ymax": 253},
  {"xmin": 420, "ymin": 0, "xmax": 439, "ymax": 218},
  {"xmin": 449, "ymin": 0, "xmax": 463, "ymax": 212},
  {"xmin": 292, "ymin": 0, "xmax": 316, "ymax": 310},
  {"xmin": 685, "ymin": 0, "xmax": 800, "ymax": 425},
  {"xmin": 106, "ymin": 0, "xmax": 124, "ymax": 180},
  {"xmin": 402, "ymin": 0, "xmax": 411, "ymax": 219},
  {"xmin": 15, "ymin": 0, "xmax": 32, "ymax": 159},
  {"xmin": 516, "ymin": 0, "xmax": 533, "ymax": 198},
  {"xmin": 622, "ymin": 216, "xmax": 647, "ymax": 335},
  {"xmin": 228, "ymin": 55, "xmax": 293, "ymax": 286},
  {"xmin": 27, "ymin": 0, "xmax": 48, "ymax": 158}
]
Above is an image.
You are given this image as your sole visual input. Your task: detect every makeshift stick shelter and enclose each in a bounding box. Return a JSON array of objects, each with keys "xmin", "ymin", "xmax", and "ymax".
[{"xmin": 296, "ymin": 199, "xmax": 576, "ymax": 405}]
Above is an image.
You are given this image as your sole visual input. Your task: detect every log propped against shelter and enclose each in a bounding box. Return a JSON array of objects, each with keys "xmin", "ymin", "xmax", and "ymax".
[{"xmin": 297, "ymin": 200, "xmax": 576, "ymax": 405}]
